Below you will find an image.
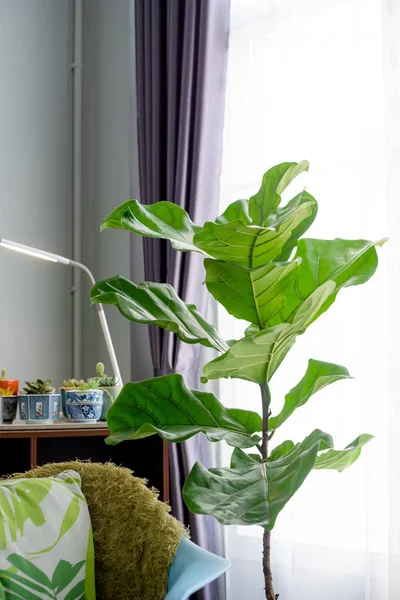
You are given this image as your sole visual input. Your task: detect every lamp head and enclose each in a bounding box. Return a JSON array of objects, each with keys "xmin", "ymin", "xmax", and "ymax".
[{"xmin": 0, "ymin": 238, "xmax": 70, "ymax": 265}]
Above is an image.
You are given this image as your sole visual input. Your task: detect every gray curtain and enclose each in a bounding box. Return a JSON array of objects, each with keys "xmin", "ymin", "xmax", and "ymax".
[{"xmin": 133, "ymin": 0, "xmax": 230, "ymax": 598}]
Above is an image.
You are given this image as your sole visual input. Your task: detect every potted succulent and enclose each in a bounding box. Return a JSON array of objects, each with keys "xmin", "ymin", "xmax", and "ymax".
[
  {"xmin": 19, "ymin": 379, "xmax": 60, "ymax": 424},
  {"xmin": 65, "ymin": 380, "xmax": 104, "ymax": 423},
  {"xmin": 0, "ymin": 369, "xmax": 18, "ymax": 396},
  {"xmin": 0, "ymin": 386, "xmax": 18, "ymax": 424},
  {"xmin": 94, "ymin": 362, "xmax": 121, "ymax": 421},
  {"xmin": 59, "ymin": 378, "xmax": 85, "ymax": 418}
]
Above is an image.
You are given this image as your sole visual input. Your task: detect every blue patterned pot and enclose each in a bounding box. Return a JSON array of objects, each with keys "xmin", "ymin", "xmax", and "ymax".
[
  {"xmin": 18, "ymin": 394, "xmax": 60, "ymax": 424},
  {"xmin": 0, "ymin": 396, "xmax": 18, "ymax": 424},
  {"xmin": 66, "ymin": 401, "xmax": 103, "ymax": 423},
  {"xmin": 65, "ymin": 390, "xmax": 103, "ymax": 404}
]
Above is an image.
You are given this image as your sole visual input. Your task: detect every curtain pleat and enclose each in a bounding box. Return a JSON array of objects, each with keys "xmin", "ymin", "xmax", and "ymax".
[{"xmin": 133, "ymin": 1, "xmax": 230, "ymax": 598}]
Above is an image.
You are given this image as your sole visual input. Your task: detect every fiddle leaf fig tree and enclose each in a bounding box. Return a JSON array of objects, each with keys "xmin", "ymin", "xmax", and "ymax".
[{"xmin": 90, "ymin": 161, "xmax": 385, "ymax": 600}]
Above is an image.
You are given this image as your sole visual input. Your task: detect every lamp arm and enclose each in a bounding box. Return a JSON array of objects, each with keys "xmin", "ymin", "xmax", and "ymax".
[
  {"xmin": 69, "ymin": 259, "xmax": 123, "ymax": 386},
  {"xmin": 0, "ymin": 238, "xmax": 123, "ymax": 386}
]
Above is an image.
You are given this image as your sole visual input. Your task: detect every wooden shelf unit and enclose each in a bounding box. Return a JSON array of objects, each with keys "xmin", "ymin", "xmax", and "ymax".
[{"xmin": 0, "ymin": 423, "xmax": 169, "ymax": 502}]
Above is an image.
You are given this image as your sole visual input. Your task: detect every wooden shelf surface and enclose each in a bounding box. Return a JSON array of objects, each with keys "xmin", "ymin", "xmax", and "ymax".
[{"xmin": 0, "ymin": 420, "xmax": 108, "ymax": 431}]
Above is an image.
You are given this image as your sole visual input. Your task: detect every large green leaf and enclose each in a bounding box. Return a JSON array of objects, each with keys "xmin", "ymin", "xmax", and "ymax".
[
  {"xmin": 270, "ymin": 238, "xmax": 386, "ymax": 325},
  {"xmin": 314, "ymin": 434, "xmax": 373, "ymax": 472},
  {"xmin": 106, "ymin": 374, "xmax": 262, "ymax": 448},
  {"xmin": 204, "ymin": 259, "xmax": 300, "ymax": 326},
  {"xmin": 214, "ymin": 176, "xmax": 315, "ymax": 252},
  {"xmin": 202, "ymin": 282, "xmax": 335, "ymax": 384},
  {"xmin": 90, "ymin": 275, "xmax": 228, "ymax": 353},
  {"xmin": 194, "ymin": 200, "xmax": 314, "ymax": 268},
  {"xmin": 267, "ymin": 190, "xmax": 318, "ymax": 260},
  {"xmin": 248, "ymin": 161, "xmax": 309, "ymax": 225},
  {"xmin": 184, "ymin": 429, "xmax": 372, "ymax": 528},
  {"xmin": 268, "ymin": 440, "xmax": 295, "ymax": 462},
  {"xmin": 269, "ymin": 359, "xmax": 352, "ymax": 429},
  {"xmin": 215, "ymin": 199, "xmax": 252, "ymax": 225},
  {"xmin": 100, "ymin": 199, "xmax": 202, "ymax": 252},
  {"xmin": 183, "ymin": 429, "xmax": 331, "ymax": 529}
]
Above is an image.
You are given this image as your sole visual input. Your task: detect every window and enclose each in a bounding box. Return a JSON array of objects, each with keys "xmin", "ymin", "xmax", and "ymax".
[{"xmin": 219, "ymin": 1, "xmax": 400, "ymax": 598}]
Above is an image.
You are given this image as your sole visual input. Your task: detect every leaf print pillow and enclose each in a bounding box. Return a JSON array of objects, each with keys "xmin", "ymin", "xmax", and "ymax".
[{"xmin": 0, "ymin": 470, "xmax": 95, "ymax": 599}]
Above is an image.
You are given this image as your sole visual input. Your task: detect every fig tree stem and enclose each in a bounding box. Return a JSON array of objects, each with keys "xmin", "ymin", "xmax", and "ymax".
[{"xmin": 261, "ymin": 383, "xmax": 277, "ymax": 600}]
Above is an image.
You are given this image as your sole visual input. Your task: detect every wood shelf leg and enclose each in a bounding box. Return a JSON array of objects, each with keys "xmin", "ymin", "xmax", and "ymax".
[{"xmin": 30, "ymin": 437, "xmax": 37, "ymax": 468}]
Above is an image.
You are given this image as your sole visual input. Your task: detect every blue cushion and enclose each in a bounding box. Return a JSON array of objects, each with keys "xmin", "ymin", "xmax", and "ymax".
[{"xmin": 166, "ymin": 535, "xmax": 230, "ymax": 600}]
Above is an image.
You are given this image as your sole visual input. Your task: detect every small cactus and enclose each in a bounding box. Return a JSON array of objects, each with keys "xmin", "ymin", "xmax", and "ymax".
[
  {"xmin": 23, "ymin": 379, "xmax": 55, "ymax": 395},
  {"xmin": 95, "ymin": 362, "xmax": 119, "ymax": 387},
  {"xmin": 1, "ymin": 369, "xmax": 6, "ymax": 380},
  {"xmin": 96, "ymin": 362, "xmax": 105, "ymax": 378}
]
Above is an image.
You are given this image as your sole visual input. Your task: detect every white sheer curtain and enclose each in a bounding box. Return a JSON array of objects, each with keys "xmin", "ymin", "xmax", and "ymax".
[{"xmin": 219, "ymin": 1, "xmax": 400, "ymax": 598}]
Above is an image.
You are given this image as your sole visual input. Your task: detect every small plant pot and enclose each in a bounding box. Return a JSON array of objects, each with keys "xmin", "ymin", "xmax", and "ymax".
[
  {"xmin": 0, "ymin": 396, "xmax": 18, "ymax": 424},
  {"xmin": 65, "ymin": 401, "xmax": 103, "ymax": 423},
  {"xmin": 99, "ymin": 386, "xmax": 122, "ymax": 421},
  {"xmin": 65, "ymin": 389, "xmax": 104, "ymax": 404},
  {"xmin": 18, "ymin": 394, "xmax": 60, "ymax": 424},
  {"xmin": 0, "ymin": 379, "xmax": 18, "ymax": 396},
  {"xmin": 64, "ymin": 390, "xmax": 104, "ymax": 423}
]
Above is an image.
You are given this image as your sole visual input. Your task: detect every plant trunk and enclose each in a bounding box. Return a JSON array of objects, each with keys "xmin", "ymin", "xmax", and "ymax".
[
  {"xmin": 261, "ymin": 384, "xmax": 278, "ymax": 600},
  {"xmin": 263, "ymin": 530, "xmax": 277, "ymax": 600}
]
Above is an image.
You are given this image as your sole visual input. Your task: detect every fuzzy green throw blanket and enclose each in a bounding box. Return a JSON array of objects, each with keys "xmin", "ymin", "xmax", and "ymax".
[{"xmin": 10, "ymin": 461, "xmax": 186, "ymax": 600}]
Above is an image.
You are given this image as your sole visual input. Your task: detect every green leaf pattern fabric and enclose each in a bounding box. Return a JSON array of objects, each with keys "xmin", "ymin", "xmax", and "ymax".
[{"xmin": 0, "ymin": 471, "xmax": 95, "ymax": 599}]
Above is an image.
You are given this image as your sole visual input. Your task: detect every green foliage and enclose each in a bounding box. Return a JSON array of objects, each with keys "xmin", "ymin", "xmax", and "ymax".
[
  {"xmin": 204, "ymin": 258, "xmax": 300, "ymax": 325},
  {"xmin": 248, "ymin": 160, "xmax": 310, "ymax": 226},
  {"xmin": 95, "ymin": 362, "xmax": 119, "ymax": 387},
  {"xmin": 202, "ymin": 283, "xmax": 335, "ymax": 384},
  {"xmin": 93, "ymin": 161, "xmax": 383, "ymax": 536},
  {"xmin": 77, "ymin": 381, "xmax": 100, "ymax": 391},
  {"xmin": 62, "ymin": 379, "xmax": 85, "ymax": 389},
  {"xmin": 0, "ymin": 369, "xmax": 6, "ymax": 380},
  {"xmin": 106, "ymin": 374, "xmax": 261, "ymax": 448},
  {"xmin": 267, "ymin": 237, "xmax": 386, "ymax": 326},
  {"xmin": 183, "ymin": 430, "xmax": 372, "ymax": 530},
  {"xmin": 268, "ymin": 359, "xmax": 352, "ymax": 430},
  {"xmin": 100, "ymin": 377, "xmax": 119, "ymax": 388},
  {"xmin": 100, "ymin": 199, "xmax": 202, "ymax": 252},
  {"xmin": 90, "ymin": 276, "xmax": 228, "ymax": 353},
  {"xmin": 23, "ymin": 380, "xmax": 55, "ymax": 395}
]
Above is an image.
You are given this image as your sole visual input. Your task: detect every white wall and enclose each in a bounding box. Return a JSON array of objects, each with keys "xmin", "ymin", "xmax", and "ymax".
[
  {"xmin": 81, "ymin": 0, "xmax": 152, "ymax": 384},
  {"xmin": 0, "ymin": 0, "xmax": 151, "ymax": 389},
  {"xmin": 0, "ymin": 0, "xmax": 72, "ymax": 387}
]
